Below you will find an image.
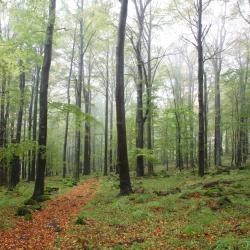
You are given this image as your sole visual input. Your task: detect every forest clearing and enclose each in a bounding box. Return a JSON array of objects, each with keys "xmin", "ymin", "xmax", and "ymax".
[{"xmin": 0, "ymin": 0, "xmax": 250, "ymax": 249}]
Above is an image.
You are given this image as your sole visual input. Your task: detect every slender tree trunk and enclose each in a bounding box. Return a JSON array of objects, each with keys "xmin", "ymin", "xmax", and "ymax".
[
  {"xmin": 109, "ymin": 81, "xmax": 114, "ymax": 172},
  {"xmin": 75, "ymin": 0, "xmax": 83, "ymax": 181},
  {"xmin": 83, "ymin": 55, "xmax": 91, "ymax": 176},
  {"xmin": 204, "ymin": 72, "xmax": 208, "ymax": 170},
  {"xmin": 197, "ymin": 0, "xmax": 205, "ymax": 177},
  {"xmin": 33, "ymin": 0, "xmax": 56, "ymax": 198},
  {"xmin": 10, "ymin": 67, "xmax": 25, "ymax": 188},
  {"xmin": 135, "ymin": 55, "xmax": 144, "ymax": 177},
  {"xmin": 63, "ymin": 26, "xmax": 76, "ymax": 178},
  {"xmin": 175, "ymin": 111, "xmax": 183, "ymax": 170},
  {"xmin": 214, "ymin": 71, "xmax": 221, "ymax": 167},
  {"xmin": 0, "ymin": 68, "xmax": 6, "ymax": 186},
  {"xmin": 104, "ymin": 60, "xmax": 109, "ymax": 176},
  {"xmin": 29, "ymin": 66, "xmax": 40, "ymax": 181},
  {"xmin": 188, "ymin": 66, "xmax": 195, "ymax": 169},
  {"xmin": 27, "ymin": 75, "xmax": 35, "ymax": 180},
  {"xmin": 92, "ymin": 128, "xmax": 96, "ymax": 172},
  {"xmin": 146, "ymin": 4, "xmax": 154, "ymax": 175},
  {"xmin": 22, "ymin": 107, "xmax": 27, "ymax": 179},
  {"xmin": 116, "ymin": 0, "xmax": 132, "ymax": 195}
]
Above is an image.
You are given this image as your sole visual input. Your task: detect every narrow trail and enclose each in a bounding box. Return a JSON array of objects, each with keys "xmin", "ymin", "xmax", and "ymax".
[{"xmin": 0, "ymin": 179, "xmax": 99, "ymax": 250}]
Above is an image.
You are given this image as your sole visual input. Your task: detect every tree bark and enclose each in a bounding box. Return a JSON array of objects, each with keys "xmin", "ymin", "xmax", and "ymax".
[
  {"xmin": 33, "ymin": 0, "xmax": 56, "ymax": 198},
  {"xmin": 146, "ymin": 3, "xmax": 154, "ymax": 175},
  {"xmin": 27, "ymin": 74, "xmax": 35, "ymax": 180},
  {"xmin": 30, "ymin": 66, "xmax": 40, "ymax": 181},
  {"xmin": 197, "ymin": 0, "xmax": 205, "ymax": 177},
  {"xmin": 75, "ymin": 0, "xmax": 83, "ymax": 181},
  {"xmin": 10, "ymin": 66, "xmax": 26, "ymax": 188},
  {"xmin": 214, "ymin": 70, "xmax": 221, "ymax": 167},
  {"xmin": 109, "ymin": 79, "xmax": 114, "ymax": 172},
  {"xmin": 116, "ymin": 0, "xmax": 132, "ymax": 195},
  {"xmin": 83, "ymin": 54, "xmax": 92, "ymax": 176},
  {"xmin": 0, "ymin": 67, "xmax": 7, "ymax": 186},
  {"xmin": 204, "ymin": 72, "xmax": 208, "ymax": 170},
  {"xmin": 104, "ymin": 52, "xmax": 109, "ymax": 176},
  {"xmin": 63, "ymin": 26, "xmax": 76, "ymax": 178}
]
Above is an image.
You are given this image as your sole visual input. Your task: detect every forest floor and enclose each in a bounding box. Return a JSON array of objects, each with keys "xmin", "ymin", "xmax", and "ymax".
[
  {"xmin": 0, "ymin": 178, "xmax": 99, "ymax": 250},
  {"xmin": 58, "ymin": 168, "xmax": 250, "ymax": 250},
  {"xmin": 0, "ymin": 168, "xmax": 249, "ymax": 250}
]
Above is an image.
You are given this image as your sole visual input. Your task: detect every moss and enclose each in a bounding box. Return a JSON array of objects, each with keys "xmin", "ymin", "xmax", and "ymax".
[
  {"xmin": 24, "ymin": 213, "xmax": 33, "ymax": 221},
  {"xmin": 24, "ymin": 198, "xmax": 38, "ymax": 206},
  {"xmin": 15, "ymin": 206, "xmax": 31, "ymax": 216},
  {"xmin": 45, "ymin": 187, "xmax": 59, "ymax": 194},
  {"xmin": 34, "ymin": 195, "xmax": 51, "ymax": 202},
  {"xmin": 30, "ymin": 203, "xmax": 42, "ymax": 211},
  {"xmin": 75, "ymin": 216, "xmax": 87, "ymax": 225}
]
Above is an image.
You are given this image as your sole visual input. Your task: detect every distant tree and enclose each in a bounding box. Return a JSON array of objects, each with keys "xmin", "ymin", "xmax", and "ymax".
[
  {"xmin": 9, "ymin": 63, "xmax": 26, "ymax": 188},
  {"xmin": 75, "ymin": 0, "xmax": 84, "ymax": 182},
  {"xmin": 63, "ymin": 26, "xmax": 76, "ymax": 179}
]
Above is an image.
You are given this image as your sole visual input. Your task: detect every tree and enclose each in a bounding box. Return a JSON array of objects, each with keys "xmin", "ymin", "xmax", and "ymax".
[
  {"xmin": 206, "ymin": 6, "xmax": 227, "ymax": 167},
  {"xmin": 63, "ymin": 26, "xmax": 76, "ymax": 178},
  {"xmin": 33, "ymin": 0, "xmax": 56, "ymax": 198},
  {"xmin": 75, "ymin": 0, "xmax": 84, "ymax": 181},
  {"xmin": 197, "ymin": 0, "xmax": 205, "ymax": 177},
  {"xmin": 116, "ymin": 0, "xmax": 132, "ymax": 195},
  {"xmin": 9, "ymin": 63, "xmax": 26, "ymax": 188}
]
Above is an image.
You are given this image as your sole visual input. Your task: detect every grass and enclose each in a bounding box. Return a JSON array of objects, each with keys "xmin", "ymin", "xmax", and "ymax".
[{"xmin": 60, "ymin": 167, "xmax": 250, "ymax": 249}]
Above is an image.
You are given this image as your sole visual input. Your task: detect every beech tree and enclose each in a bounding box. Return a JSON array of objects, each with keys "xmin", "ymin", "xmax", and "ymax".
[
  {"xmin": 33, "ymin": 0, "xmax": 56, "ymax": 198},
  {"xmin": 116, "ymin": 0, "xmax": 132, "ymax": 195}
]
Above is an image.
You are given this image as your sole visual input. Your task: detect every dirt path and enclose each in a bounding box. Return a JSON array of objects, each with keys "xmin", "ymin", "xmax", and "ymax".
[{"xmin": 0, "ymin": 179, "xmax": 99, "ymax": 250}]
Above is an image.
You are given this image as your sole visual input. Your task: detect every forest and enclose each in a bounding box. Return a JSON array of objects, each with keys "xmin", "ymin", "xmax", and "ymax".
[{"xmin": 0, "ymin": 0, "xmax": 250, "ymax": 249}]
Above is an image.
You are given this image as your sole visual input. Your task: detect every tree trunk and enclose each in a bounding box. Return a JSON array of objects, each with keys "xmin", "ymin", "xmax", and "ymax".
[
  {"xmin": 33, "ymin": 0, "xmax": 56, "ymax": 198},
  {"xmin": 63, "ymin": 26, "xmax": 76, "ymax": 179},
  {"xmin": 214, "ymin": 71, "xmax": 221, "ymax": 167},
  {"xmin": 75, "ymin": 0, "xmax": 83, "ymax": 181},
  {"xmin": 204, "ymin": 72, "xmax": 208, "ymax": 169},
  {"xmin": 116, "ymin": 0, "xmax": 132, "ymax": 195},
  {"xmin": 10, "ymin": 67, "xmax": 25, "ymax": 188},
  {"xmin": 27, "ymin": 75, "xmax": 35, "ymax": 180},
  {"xmin": 83, "ymin": 55, "xmax": 92, "ymax": 176},
  {"xmin": 30, "ymin": 66, "xmax": 40, "ymax": 181},
  {"xmin": 146, "ymin": 3, "xmax": 154, "ymax": 175},
  {"xmin": 0, "ymin": 68, "xmax": 6, "ymax": 186},
  {"xmin": 109, "ymin": 80, "xmax": 114, "ymax": 172},
  {"xmin": 104, "ymin": 64, "xmax": 109, "ymax": 176},
  {"xmin": 135, "ymin": 53, "xmax": 144, "ymax": 177},
  {"xmin": 197, "ymin": 0, "xmax": 205, "ymax": 177}
]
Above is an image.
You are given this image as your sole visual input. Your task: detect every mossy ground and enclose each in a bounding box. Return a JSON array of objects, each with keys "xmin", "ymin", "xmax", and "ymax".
[{"xmin": 59, "ymin": 168, "xmax": 250, "ymax": 249}]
